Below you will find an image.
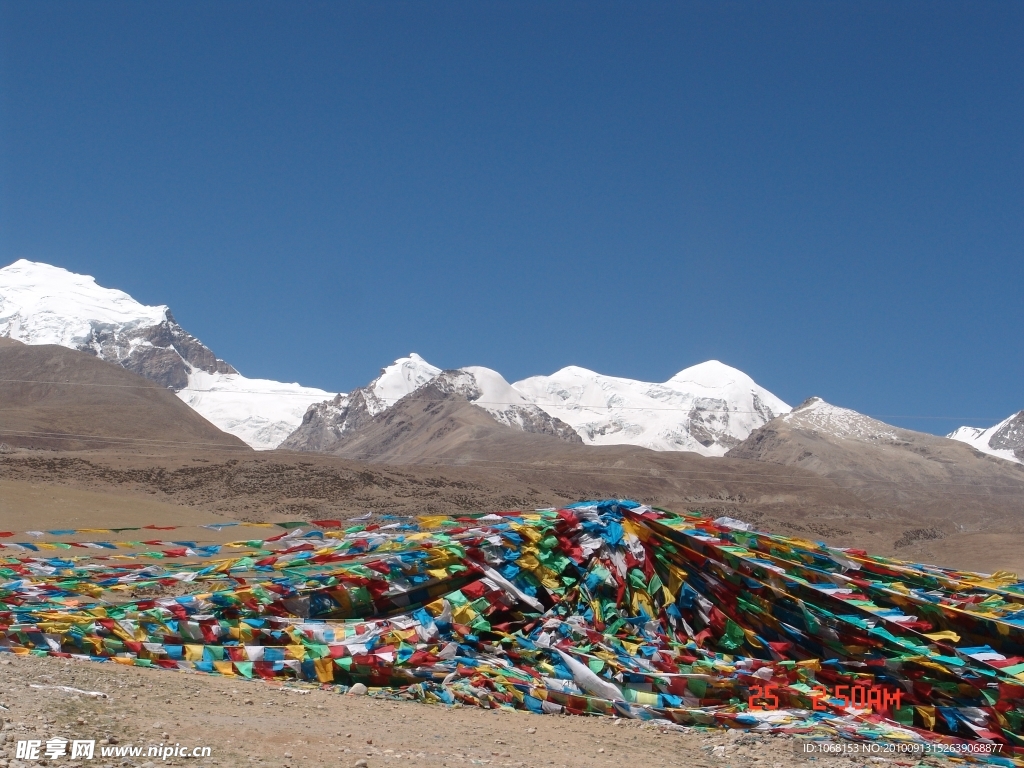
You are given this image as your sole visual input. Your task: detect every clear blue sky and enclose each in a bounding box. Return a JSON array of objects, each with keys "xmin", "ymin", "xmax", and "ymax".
[{"xmin": 1, "ymin": 2, "xmax": 1021, "ymax": 433}]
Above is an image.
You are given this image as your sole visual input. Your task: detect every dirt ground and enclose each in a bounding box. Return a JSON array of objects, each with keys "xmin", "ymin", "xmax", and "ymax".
[
  {"xmin": 0, "ymin": 654, "xmax": 959, "ymax": 768},
  {"xmin": 3, "ymin": 446, "xmax": 1022, "ymax": 573}
]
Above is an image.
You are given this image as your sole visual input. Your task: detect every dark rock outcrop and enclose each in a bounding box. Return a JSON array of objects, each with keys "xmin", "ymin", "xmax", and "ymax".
[
  {"xmin": 282, "ymin": 369, "xmax": 582, "ymax": 454},
  {"xmin": 988, "ymin": 411, "xmax": 1024, "ymax": 461},
  {"xmin": 82, "ymin": 312, "xmax": 236, "ymax": 390}
]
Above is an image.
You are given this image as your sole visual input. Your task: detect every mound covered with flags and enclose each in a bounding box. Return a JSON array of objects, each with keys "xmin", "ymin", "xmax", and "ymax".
[{"xmin": 1, "ymin": 501, "xmax": 1022, "ymax": 762}]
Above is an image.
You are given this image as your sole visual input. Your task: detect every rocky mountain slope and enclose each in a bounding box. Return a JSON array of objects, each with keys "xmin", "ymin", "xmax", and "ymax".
[
  {"xmin": 282, "ymin": 357, "xmax": 581, "ymax": 452},
  {"xmin": 727, "ymin": 397, "xmax": 1024, "ymax": 539},
  {"xmin": 280, "ymin": 354, "xmax": 441, "ymax": 452},
  {"xmin": 948, "ymin": 410, "xmax": 1024, "ymax": 464},
  {"xmin": 0, "ymin": 260, "xmax": 332, "ymax": 448},
  {"xmin": 0, "ymin": 337, "xmax": 247, "ymax": 450},
  {"xmin": 288, "ymin": 369, "xmax": 582, "ymax": 462}
]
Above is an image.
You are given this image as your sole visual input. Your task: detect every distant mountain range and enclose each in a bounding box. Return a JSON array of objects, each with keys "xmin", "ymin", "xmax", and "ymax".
[
  {"xmin": 1, "ymin": 259, "xmax": 1020, "ymax": 466},
  {"xmin": 279, "ymin": 353, "xmax": 784, "ymax": 457}
]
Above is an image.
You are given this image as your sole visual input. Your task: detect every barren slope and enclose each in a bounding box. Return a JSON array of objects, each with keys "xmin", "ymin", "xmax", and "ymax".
[
  {"xmin": 8, "ymin": 437, "xmax": 1019, "ymax": 571},
  {"xmin": 323, "ymin": 381, "xmax": 584, "ymax": 463},
  {"xmin": 0, "ymin": 338, "xmax": 248, "ymax": 450},
  {"xmin": 728, "ymin": 397, "xmax": 1024, "ymax": 568}
]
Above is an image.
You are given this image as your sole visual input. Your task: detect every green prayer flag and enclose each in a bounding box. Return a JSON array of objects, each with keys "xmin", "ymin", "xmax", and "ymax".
[{"xmin": 687, "ymin": 677, "xmax": 707, "ymax": 698}]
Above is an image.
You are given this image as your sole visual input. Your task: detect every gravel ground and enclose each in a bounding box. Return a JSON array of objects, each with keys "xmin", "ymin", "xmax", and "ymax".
[{"xmin": 0, "ymin": 654, "xmax": 962, "ymax": 768}]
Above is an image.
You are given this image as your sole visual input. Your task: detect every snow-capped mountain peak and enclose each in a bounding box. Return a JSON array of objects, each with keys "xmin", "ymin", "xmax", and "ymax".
[
  {"xmin": 780, "ymin": 397, "xmax": 900, "ymax": 442},
  {"xmin": 461, "ymin": 365, "xmax": 534, "ymax": 409},
  {"xmin": 0, "ymin": 259, "xmax": 332, "ymax": 449},
  {"xmin": 0, "ymin": 259, "xmax": 169, "ymax": 347},
  {"xmin": 434, "ymin": 367, "xmax": 582, "ymax": 442},
  {"xmin": 0, "ymin": 259, "xmax": 238, "ymax": 390},
  {"xmin": 364, "ymin": 353, "xmax": 443, "ymax": 415},
  {"xmin": 948, "ymin": 411, "xmax": 1024, "ymax": 465},
  {"xmin": 948, "ymin": 425, "xmax": 985, "ymax": 442},
  {"xmin": 510, "ymin": 361, "xmax": 790, "ymax": 456},
  {"xmin": 667, "ymin": 359, "xmax": 752, "ymax": 389},
  {"xmin": 280, "ymin": 353, "xmax": 442, "ymax": 452}
]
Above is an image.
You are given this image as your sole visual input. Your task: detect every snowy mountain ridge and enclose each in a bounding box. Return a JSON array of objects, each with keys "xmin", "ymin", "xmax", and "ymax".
[
  {"xmin": 948, "ymin": 412, "xmax": 1024, "ymax": 465},
  {"xmin": 511, "ymin": 360, "xmax": 791, "ymax": 456},
  {"xmin": 0, "ymin": 260, "xmax": 332, "ymax": 449},
  {"xmin": 285, "ymin": 356, "xmax": 789, "ymax": 456}
]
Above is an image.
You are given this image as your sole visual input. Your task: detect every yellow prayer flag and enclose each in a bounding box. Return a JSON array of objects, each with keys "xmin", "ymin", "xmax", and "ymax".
[
  {"xmin": 314, "ymin": 657, "xmax": 335, "ymax": 683},
  {"xmin": 923, "ymin": 631, "xmax": 960, "ymax": 643}
]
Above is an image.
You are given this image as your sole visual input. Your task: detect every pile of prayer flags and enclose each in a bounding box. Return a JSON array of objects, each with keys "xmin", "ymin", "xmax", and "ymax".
[{"xmin": 1, "ymin": 501, "xmax": 1020, "ymax": 763}]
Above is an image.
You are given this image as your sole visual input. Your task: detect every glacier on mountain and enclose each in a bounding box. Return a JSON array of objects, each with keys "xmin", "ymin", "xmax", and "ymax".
[
  {"xmin": 0, "ymin": 259, "xmax": 332, "ymax": 449},
  {"xmin": 362, "ymin": 353, "xmax": 443, "ymax": 414},
  {"xmin": 511, "ymin": 360, "xmax": 791, "ymax": 456},
  {"xmin": 177, "ymin": 370, "xmax": 334, "ymax": 450},
  {"xmin": 285, "ymin": 356, "xmax": 787, "ymax": 455}
]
